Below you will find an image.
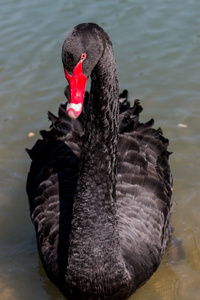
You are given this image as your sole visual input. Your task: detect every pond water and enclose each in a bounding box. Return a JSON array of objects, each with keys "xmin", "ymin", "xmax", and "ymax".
[{"xmin": 1, "ymin": 0, "xmax": 200, "ymax": 299}]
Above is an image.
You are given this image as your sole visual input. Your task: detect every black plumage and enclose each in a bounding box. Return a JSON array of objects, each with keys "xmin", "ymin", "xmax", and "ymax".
[{"xmin": 26, "ymin": 23, "xmax": 173, "ymax": 300}]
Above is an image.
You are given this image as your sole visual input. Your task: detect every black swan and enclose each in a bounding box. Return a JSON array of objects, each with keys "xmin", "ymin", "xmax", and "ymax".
[{"xmin": 26, "ymin": 23, "xmax": 173, "ymax": 300}]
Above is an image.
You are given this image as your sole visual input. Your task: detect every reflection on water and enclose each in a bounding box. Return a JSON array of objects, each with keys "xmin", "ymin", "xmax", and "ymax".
[{"xmin": 1, "ymin": 0, "xmax": 200, "ymax": 299}]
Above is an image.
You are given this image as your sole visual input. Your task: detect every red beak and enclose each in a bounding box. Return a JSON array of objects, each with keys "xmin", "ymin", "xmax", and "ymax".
[{"xmin": 64, "ymin": 61, "xmax": 87, "ymax": 119}]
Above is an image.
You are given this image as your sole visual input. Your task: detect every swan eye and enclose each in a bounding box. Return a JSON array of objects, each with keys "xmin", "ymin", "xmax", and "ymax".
[{"xmin": 81, "ymin": 53, "xmax": 87, "ymax": 60}]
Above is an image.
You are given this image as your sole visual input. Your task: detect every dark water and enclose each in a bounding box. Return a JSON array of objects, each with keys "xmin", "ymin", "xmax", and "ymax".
[{"xmin": 1, "ymin": 0, "xmax": 200, "ymax": 299}]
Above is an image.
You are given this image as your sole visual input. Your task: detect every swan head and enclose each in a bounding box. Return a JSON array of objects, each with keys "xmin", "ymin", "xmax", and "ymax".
[{"xmin": 62, "ymin": 23, "xmax": 106, "ymax": 119}]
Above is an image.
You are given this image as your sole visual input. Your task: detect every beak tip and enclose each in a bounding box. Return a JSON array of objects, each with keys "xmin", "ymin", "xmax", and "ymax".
[
  {"xmin": 67, "ymin": 109, "xmax": 79, "ymax": 120},
  {"xmin": 66, "ymin": 102, "xmax": 82, "ymax": 120}
]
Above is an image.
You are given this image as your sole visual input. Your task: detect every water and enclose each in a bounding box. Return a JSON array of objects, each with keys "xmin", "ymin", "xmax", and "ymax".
[{"xmin": 1, "ymin": 0, "xmax": 200, "ymax": 299}]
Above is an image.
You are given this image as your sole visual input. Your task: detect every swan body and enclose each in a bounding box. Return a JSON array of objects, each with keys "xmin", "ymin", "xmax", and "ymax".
[{"xmin": 27, "ymin": 23, "xmax": 173, "ymax": 300}]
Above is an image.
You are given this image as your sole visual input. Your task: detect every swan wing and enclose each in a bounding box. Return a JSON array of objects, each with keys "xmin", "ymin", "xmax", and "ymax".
[{"xmin": 117, "ymin": 99, "xmax": 173, "ymax": 281}]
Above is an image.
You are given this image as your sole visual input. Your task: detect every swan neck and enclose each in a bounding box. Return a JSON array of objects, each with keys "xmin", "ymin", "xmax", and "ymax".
[
  {"xmin": 72, "ymin": 41, "xmax": 120, "ymax": 239},
  {"xmin": 65, "ymin": 35, "xmax": 131, "ymax": 296},
  {"xmin": 83, "ymin": 42, "xmax": 119, "ymax": 195}
]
